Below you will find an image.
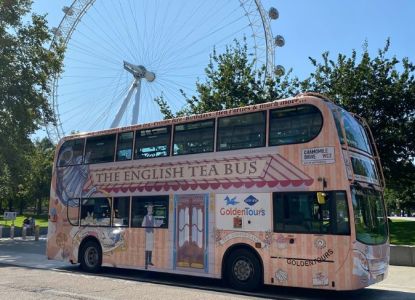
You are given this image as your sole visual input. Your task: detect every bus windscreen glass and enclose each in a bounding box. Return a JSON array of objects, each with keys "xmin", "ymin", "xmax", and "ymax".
[
  {"xmin": 332, "ymin": 107, "xmax": 372, "ymax": 154},
  {"xmin": 351, "ymin": 187, "xmax": 387, "ymax": 245}
]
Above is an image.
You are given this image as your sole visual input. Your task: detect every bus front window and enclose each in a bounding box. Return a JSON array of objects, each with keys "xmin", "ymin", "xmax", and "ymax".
[
  {"xmin": 331, "ymin": 106, "xmax": 372, "ymax": 154},
  {"xmin": 351, "ymin": 186, "xmax": 388, "ymax": 245}
]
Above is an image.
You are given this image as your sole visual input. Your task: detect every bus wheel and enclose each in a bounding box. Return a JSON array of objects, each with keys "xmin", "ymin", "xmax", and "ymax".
[
  {"xmin": 80, "ymin": 240, "xmax": 102, "ymax": 273},
  {"xmin": 226, "ymin": 248, "xmax": 262, "ymax": 291}
]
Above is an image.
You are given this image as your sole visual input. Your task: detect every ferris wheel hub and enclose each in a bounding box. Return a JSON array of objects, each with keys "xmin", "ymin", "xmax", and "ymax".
[{"xmin": 123, "ymin": 61, "xmax": 155, "ymax": 82}]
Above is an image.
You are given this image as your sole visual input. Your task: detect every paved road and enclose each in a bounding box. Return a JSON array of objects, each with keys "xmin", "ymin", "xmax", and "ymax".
[{"xmin": 1, "ymin": 238, "xmax": 415, "ymax": 299}]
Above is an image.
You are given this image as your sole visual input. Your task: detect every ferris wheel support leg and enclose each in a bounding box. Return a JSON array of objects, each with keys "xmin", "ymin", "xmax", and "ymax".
[
  {"xmin": 111, "ymin": 79, "xmax": 139, "ymax": 128},
  {"xmin": 131, "ymin": 79, "xmax": 142, "ymax": 125}
]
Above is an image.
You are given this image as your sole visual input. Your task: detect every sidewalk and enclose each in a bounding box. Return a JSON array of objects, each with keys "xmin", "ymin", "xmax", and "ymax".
[{"xmin": 0, "ymin": 236, "xmax": 70, "ymax": 269}]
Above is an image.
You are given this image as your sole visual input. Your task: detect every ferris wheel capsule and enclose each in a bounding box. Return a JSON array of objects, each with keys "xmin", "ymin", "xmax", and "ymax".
[
  {"xmin": 274, "ymin": 65, "xmax": 285, "ymax": 76},
  {"xmin": 275, "ymin": 35, "xmax": 285, "ymax": 47},
  {"xmin": 62, "ymin": 6, "xmax": 74, "ymax": 16},
  {"xmin": 269, "ymin": 7, "xmax": 279, "ymax": 20}
]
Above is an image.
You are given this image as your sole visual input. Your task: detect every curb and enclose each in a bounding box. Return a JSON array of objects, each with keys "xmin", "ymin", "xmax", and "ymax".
[
  {"xmin": 0, "ymin": 226, "xmax": 48, "ymax": 238},
  {"xmin": 390, "ymin": 245, "xmax": 415, "ymax": 266}
]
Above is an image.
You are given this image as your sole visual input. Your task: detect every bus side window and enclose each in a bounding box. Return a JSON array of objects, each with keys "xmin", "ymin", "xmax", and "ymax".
[
  {"xmin": 80, "ymin": 197, "xmax": 111, "ymax": 226},
  {"xmin": 334, "ymin": 191, "xmax": 350, "ymax": 234},
  {"xmin": 273, "ymin": 193, "xmax": 312, "ymax": 233},
  {"xmin": 135, "ymin": 126, "xmax": 171, "ymax": 159},
  {"xmin": 173, "ymin": 120, "xmax": 214, "ymax": 155},
  {"xmin": 269, "ymin": 105, "xmax": 322, "ymax": 146},
  {"xmin": 113, "ymin": 197, "xmax": 130, "ymax": 227},
  {"xmin": 116, "ymin": 132, "xmax": 133, "ymax": 161},
  {"xmin": 85, "ymin": 134, "xmax": 116, "ymax": 164},
  {"xmin": 217, "ymin": 111, "xmax": 266, "ymax": 151},
  {"xmin": 131, "ymin": 196, "xmax": 169, "ymax": 228},
  {"xmin": 58, "ymin": 138, "xmax": 85, "ymax": 167},
  {"xmin": 273, "ymin": 192, "xmax": 332, "ymax": 234}
]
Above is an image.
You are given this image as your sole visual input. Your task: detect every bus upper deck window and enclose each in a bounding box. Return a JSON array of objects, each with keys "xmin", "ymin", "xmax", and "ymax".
[
  {"xmin": 135, "ymin": 126, "xmax": 171, "ymax": 159},
  {"xmin": 57, "ymin": 138, "xmax": 85, "ymax": 167},
  {"xmin": 116, "ymin": 132, "xmax": 133, "ymax": 161},
  {"xmin": 269, "ymin": 105, "xmax": 322, "ymax": 146},
  {"xmin": 217, "ymin": 111, "xmax": 266, "ymax": 151},
  {"xmin": 173, "ymin": 120, "xmax": 214, "ymax": 155},
  {"xmin": 85, "ymin": 134, "xmax": 116, "ymax": 164}
]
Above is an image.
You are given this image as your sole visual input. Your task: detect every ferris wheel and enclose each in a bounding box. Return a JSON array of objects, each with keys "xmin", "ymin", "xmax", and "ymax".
[{"xmin": 48, "ymin": 0, "xmax": 285, "ymax": 142}]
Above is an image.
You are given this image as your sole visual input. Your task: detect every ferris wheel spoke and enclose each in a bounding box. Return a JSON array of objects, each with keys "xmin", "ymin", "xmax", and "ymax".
[
  {"xmin": 152, "ymin": 80, "xmax": 194, "ymax": 107},
  {"xmin": 66, "ymin": 41, "xmax": 118, "ymax": 62},
  {"xmin": 58, "ymin": 81, "xmax": 123, "ymax": 98},
  {"xmin": 173, "ymin": 3, "xmax": 240, "ymax": 49},
  {"xmin": 114, "ymin": 1, "xmax": 143, "ymax": 63},
  {"xmin": 67, "ymin": 37, "xmax": 122, "ymax": 62},
  {"xmin": 128, "ymin": 1, "xmax": 146, "ymax": 60},
  {"xmin": 158, "ymin": 28, "xmax": 252, "ymax": 72},
  {"xmin": 79, "ymin": 11, "xmax": 125, "ymax": 56},
  {"xmin": 58, "ymin": 76, "xmax": 120, "ymax": 87},
  {"xmin": 99, "ymin": 1, "xmax": 137, "ymax": 56},
  {"xmin": 59, "ymin": 69, "xmax": 125, "ymax": 99},
  {"xmin": 156, "ymin": 1, "xmax": 209, "ymax": 54},
  {"xmin": 148, "ymin": 2, "xmax": 173, "ymax": 63},
  {"xmin": 77, "ymin": 84, "xmax": 130, "ymax": 130},
  {"xmin": 155, "ymin": 2, "xmax": 236, "ymax": 65},
  {"xmin": 160, "ymin": 15, "xmax": 248, "ymax": 64},
  {"xmin": 64, "ymin": 56, "xmax": 120, "ymax": 71},
  {"xmin": 154, "ymin": 80, "xmax": 194, "ymax": 96}
]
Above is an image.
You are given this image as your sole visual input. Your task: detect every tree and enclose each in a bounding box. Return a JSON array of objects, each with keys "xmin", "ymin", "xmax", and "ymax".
[
  {"xmin": 302, "ymin": 39, "xmax": 415, "ymax": 208},
  {"xmin": 0, "ymin": 164, "xmax": 12, "ymax": 213},
  {"xmin": 23, "ymin": 138, "xmax": 55, "ymax": 214},
  {"xmin": 0, "ymin": 0, "xmax": 63, "ymax": 211}
]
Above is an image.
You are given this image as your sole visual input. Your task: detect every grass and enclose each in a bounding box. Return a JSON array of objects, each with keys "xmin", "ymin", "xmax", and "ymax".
[
  {"xmin": 389, "ymin": 219, "xmax": 415, "ymax": 245},
  {"xmin": 0, "ymin": 215, "xmax": 48, "ymax": 228}
]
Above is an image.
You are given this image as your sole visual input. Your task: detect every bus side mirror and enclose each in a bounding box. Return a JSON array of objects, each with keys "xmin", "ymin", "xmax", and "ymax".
[{"xmin": 317, "ymin": 192, "xmax": 326, "ymax": 205}]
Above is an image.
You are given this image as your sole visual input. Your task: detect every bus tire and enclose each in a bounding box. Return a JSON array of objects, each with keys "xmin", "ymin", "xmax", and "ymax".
[
  {"xmin": 225, "ymin": 248, "xmax": 262, "ymax": 291},
  {"xmin": 79, "ymin": 240, "xmax": 102, "ymax": 273}
]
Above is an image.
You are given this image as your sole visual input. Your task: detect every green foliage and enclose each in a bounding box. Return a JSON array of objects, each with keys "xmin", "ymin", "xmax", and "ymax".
[
  {"xmin": 303, "ymin": 39, "xmax": 415, "ymax": 209},
  {"xmin": 24, "ymin": 138, "xmax": 55, "ymax": 214},
  {"xmin": 0, "ymin": 0, "xmax": 63, "ymax": 212}
]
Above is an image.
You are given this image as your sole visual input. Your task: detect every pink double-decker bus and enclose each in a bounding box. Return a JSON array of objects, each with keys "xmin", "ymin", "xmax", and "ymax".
[{"xmin": 47, "ymin": 93, "xmax": 388, "ymax": 291}]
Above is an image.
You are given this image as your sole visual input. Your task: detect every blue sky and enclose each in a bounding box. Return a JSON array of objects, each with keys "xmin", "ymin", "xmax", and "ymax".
[
  {"xmin": 275, "ymin": 0, "xmax": 415, "ymax": 78},
  {"xmin": 33, "ymin": 0, "xmax": 415, "ymax": 78},
  {"xmin": 30, "ymin": 0, "xmax": 415, "ymax": 137}
]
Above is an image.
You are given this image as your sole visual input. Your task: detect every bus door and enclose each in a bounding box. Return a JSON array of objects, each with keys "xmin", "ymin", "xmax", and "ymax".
[
  {"xmin": 174, "ymin": 194, "xmax": 208, "ymax": 270},
  {"xmin": 271, "ymin": 191, "xmax": 351, "ymax": 288}
]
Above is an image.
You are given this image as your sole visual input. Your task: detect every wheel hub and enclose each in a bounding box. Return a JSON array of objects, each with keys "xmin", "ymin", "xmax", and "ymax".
[
  {"xmin": 233, "ymin": 259, "xmax": 252, "ymax": 281},
  {"xmin": 85, "ymin": 246, "xmax": 98, "ymax": 268}
]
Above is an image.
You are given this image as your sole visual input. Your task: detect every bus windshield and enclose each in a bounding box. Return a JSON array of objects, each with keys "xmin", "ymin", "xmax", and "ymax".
[
  {"xmin": 351, "ymin": 186, "xmax": 387, "ymax": 245},
  {"xmin": 350, "ymin": 153, "xmax": 379, "ymax": 184},
  {"xmin": 331, "ymin": 106, "xmax": 372, "ymax": 154}
]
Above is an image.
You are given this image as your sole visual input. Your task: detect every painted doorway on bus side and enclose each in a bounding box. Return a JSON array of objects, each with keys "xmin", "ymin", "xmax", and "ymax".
[{"xmin": 173, "ymin": 194, "xmax": 208, "ymax": 272}]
